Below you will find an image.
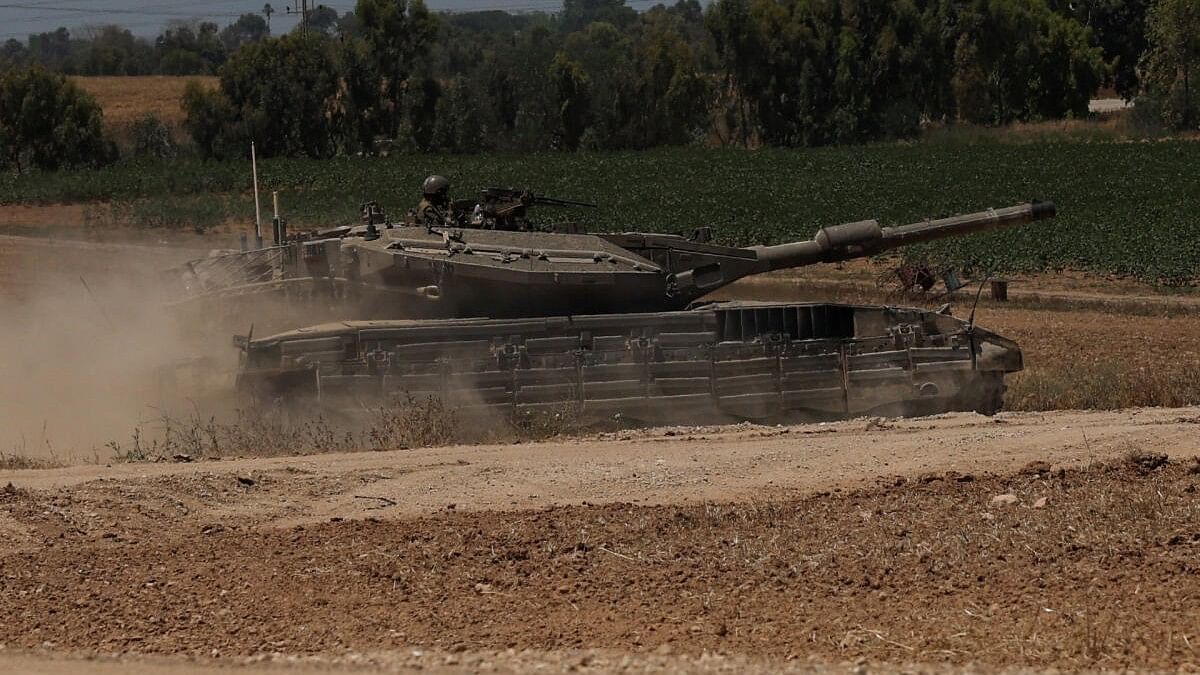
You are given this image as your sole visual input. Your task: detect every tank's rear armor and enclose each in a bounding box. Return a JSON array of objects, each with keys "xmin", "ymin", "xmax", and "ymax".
[{"xmin": 239, "ymin": 301, "xmax": 1019, "ymax": 424}]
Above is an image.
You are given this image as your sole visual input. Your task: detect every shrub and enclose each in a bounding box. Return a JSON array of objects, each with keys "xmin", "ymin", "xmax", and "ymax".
[{"xmin": 0, "ymin": 64, "xmax": 114, "ymax": 172}]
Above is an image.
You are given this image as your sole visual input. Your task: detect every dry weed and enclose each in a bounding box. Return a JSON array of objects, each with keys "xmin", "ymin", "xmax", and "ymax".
[
  {"xmin": 0, "ymin": 451, "xmax": 62, "ymax": 470},
  {"xmin": 1006, "ymin": 362, "xmax": 1200, "ymax": 411}
]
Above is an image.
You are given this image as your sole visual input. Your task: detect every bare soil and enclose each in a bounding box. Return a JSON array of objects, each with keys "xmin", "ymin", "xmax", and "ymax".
[{"xmin": 2, "ymin": 408, "xmax": 1199, "ymax": 672}]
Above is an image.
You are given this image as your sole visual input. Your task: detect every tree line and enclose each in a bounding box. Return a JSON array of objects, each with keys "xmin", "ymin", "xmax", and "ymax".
[{"xmin": 1, "ymin": 0, "xmax": 1198, "ymax": 171}]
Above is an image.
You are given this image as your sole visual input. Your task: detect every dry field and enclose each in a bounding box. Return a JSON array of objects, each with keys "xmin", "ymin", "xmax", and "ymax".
[
  {"xmin": 1, "ymin": 408, "xmax": 1199, "ymax": 673},
  {"xmin": 2, "ymin": 235, "xmax": 1200, "ymax": 673},
  {"xmin": 71, "ymin": 75, "xmax": 218, "ymax": 130}
]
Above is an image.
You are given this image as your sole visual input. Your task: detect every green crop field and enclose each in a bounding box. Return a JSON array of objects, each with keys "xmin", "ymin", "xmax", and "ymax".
[{"xmin": 2, "ymin": 141, "xmax": 1198, "ymax": 282}]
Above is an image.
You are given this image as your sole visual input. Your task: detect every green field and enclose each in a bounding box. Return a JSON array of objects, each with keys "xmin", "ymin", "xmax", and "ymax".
[{"xmin": 2, "ymin": 141, "xmax": 1198, "ymax": 282}]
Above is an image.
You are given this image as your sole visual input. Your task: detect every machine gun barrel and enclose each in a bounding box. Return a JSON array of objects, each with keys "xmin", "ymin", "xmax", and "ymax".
[
  {"xmin": 533, "ymin": 195, "xmax": 598, "ymax": 208},
  {"xmin": 753, "ymin": 201, "xmax": 1056, "ymax": 271}
]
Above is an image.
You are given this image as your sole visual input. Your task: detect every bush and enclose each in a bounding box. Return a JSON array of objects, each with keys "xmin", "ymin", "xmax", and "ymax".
[
  {"xmin": 0, "ymin": 64, "xmax": 114, "ymax": 172},
  {"xmin": 129, "ymin": 113, "xmax": 177, "ymax": 159}
]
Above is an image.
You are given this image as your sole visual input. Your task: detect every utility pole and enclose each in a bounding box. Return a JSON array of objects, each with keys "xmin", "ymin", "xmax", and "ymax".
[
  {"xmin": 262, "ymin": 3, "xmax": 274, "ymax": 32},
  {"xmin": 286, "ymin": 0, "xmax": 310, "ymax": 37}
]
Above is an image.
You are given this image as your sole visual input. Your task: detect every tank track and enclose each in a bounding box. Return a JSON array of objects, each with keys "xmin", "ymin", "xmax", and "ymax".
[{"xmin": 237, "ymin": 302, "xmax": 1021, "ymax": 426}]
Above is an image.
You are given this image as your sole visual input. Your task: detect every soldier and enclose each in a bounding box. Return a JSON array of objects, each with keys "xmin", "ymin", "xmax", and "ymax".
[{"xmin": 415, "ymin": 174, "xmax": 452, "ymax": 226}]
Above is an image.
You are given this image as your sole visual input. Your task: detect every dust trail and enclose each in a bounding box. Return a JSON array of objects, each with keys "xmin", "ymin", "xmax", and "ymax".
[{"xmin": 0, "ymin": 237, "xmax": 236, "ymax": 459}]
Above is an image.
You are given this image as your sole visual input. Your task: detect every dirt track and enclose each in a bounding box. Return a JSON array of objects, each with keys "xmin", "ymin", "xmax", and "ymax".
[{"xmin": 3, "ymin": 407, "xmax": 1200, "ymax": 673}]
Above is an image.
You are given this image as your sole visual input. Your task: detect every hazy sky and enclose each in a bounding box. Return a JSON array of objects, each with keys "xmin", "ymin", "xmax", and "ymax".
[{"xmin": 0, "ymin": 0, "xmax": 665, "ymax": 41}]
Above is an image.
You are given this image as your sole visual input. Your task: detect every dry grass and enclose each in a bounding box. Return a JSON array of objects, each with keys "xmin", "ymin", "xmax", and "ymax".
[
  {"xmin": 71, "ymin": 75, "xmax": 217, "ymax": 129},
  {"xmin": 105, "ymin": 396, "xmax": 458, "ymax": 462},
  {"xmin": 1006, "ymin": 363, "xmax": 1200, "ymax": 411},
  {"xmin": 104, "ymin": 396, "xmax": 587, "ymax": 463},
  {"xmin": 0, "ymin": 452, "xmax": 62, "ymax": 470}
]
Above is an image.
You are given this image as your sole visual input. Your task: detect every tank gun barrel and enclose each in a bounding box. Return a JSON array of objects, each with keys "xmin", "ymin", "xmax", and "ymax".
[
  {"xmin": 753, "ymin": 201, "xmax": 1055, "ymax": 271},
  {"xmin": 669, "ymin": 201, "xmax": 1055, "ymax": 300}
]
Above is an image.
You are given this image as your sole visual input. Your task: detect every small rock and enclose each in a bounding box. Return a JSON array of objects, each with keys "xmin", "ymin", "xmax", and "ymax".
[
  {"xmin": 1032, "ymin": 496, "xmax": 1049, "ymax": 509},
  {"xmin": 990, "ymin": 493, "xmax": 1019, "ymax": 507}
]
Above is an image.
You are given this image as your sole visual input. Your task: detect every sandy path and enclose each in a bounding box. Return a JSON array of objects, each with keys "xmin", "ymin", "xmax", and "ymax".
[{"xmin": 3, "ymin": 407, "xmax": 1197, "ymax": 530}]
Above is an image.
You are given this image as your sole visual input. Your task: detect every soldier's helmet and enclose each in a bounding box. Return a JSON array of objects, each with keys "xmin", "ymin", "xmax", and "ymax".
[{"xmin": 422, "ymin": 175, "xmax": 451, "ymax": 199}]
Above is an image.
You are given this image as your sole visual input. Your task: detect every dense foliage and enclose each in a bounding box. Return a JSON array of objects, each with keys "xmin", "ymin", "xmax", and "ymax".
[
  {"xmin": 3, "ymin": 142, "xmax": 1197, "ymax": 283},
  {"xmin": 3, "ymin": 0, "xmax": 1193, "ymax": 157},
  {"xmin": 1138, "ymin": 0, "xmax": 1200, "ymax": 130},
  {"xmin": 0, "ymin": 66, "xmax": 113, "ymax": 172},
  {"xmin": 171, "ymin": 0, "xmax": 1113, "ymax": 158}
]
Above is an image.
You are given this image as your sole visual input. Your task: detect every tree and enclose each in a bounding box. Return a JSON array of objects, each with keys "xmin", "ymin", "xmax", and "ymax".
[
  {"xmin": 156, "ymin": 21, "xmax": 227, "ymax": 74},
  {"xmin": 307, "ymin": 6, "xmax": 341, "ymax": 35},
  {"xmin": 78, "ymin": 25, "xmax": 154, "ymax": 75},
  {"xmin": 706, "ymin": 0, "xmax": 763, "ymax": 146},
  {"xmin": 408, "ymin": 76, "xmax": 441, "ymax": 150},
  {"xmin": 182, "ymin": 34, "xmax": 341, "ymax": 158},
  {"xmin": 1141, "ymin": 0, "xmax": 1200, "ymax": 128},
  {"xmin": 181, "ymin": 80, "xmax": 243, "ymax": 159},
  {"xmin": 561, "ymin": 0, "xmax": 637, "ymax": 33},
  {"xmin": 706, "ymin": 0, "xmax": 938, "ymax": 146},
  {"xmin": 354, "ymin": 0, "xmax": 439, "ymax": 140},
  {"xmin": 1, "ymin": 39, "xmax": 29, "ymax": 66},
  {"xmin": 220, "ymin": 13, "xmax": 270, "ymax": 52},
  {"xmin": 0, "ymin": 65, "xmax": 111, "ymax": 172},
  {"xmin": 433, "ymin": 75, "xmax": 485, "ymax": 152},
  {"xmin": 27, "ymin": 28, "xmax": 75, "ymax": 72},
  {"xmin": 1049, "ymin": 0, "xmax": 1150, "ymax": 100},
  {"xmin": 548, "ymin": 52, "xmax": 591, "ymax": 150},
  {"xmin": 950, "ymin": 0, "xmax": 1103, "ymax": 124}
]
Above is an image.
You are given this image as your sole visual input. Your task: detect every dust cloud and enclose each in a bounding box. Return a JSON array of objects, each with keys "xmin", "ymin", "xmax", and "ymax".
[{"xmin": 0, "ymin": 239, "xmax": 237, "ymax": 460}]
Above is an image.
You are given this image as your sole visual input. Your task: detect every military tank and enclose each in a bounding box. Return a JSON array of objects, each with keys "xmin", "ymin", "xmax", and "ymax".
[{"xmin": 183, "ymin": 195, "xmax": 1055, "ymax": 425}]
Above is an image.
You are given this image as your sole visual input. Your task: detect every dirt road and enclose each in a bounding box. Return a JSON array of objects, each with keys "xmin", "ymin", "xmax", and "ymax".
[
  {"xmin": 3, "ymin": 407, "xmax": 1197, "ymax": 528},
  {"xmin": 3, "ymin": 407, "xmax": 1199, "ymax": 673}
]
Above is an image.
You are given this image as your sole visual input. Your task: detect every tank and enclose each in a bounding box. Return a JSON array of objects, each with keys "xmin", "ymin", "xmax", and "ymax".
[{"xmin": 194, "ymin": 197, "xmax": 1055, "ymax": 425}]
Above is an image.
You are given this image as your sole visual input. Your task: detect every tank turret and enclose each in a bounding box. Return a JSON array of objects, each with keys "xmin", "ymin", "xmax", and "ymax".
[{"xmin": 167, "ymin": 200, "xmax": 1055, "ymax": 327}]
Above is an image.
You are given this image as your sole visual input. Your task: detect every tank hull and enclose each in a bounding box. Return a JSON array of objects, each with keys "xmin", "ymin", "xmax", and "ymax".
[{"xmin": 238, "ymin": 302, "xmax": 1021, "ymax": 425}]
